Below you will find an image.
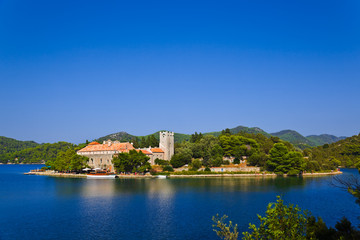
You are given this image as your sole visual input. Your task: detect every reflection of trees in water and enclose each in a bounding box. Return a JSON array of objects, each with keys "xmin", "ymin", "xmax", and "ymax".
[
  {"xmin": 163, "ymin": 177, "xmax": 306, "ymax": 193},
  {"xmin": 53, "ymin": 176, "xmax": 309, "ymax": 198}
]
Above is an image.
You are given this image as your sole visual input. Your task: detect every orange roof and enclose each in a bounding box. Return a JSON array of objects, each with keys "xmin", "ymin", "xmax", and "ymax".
[
  {"xmin": 151, "ymin": 148, "xmax": 164, "ymax": 153},
  {"xmin": 136, "ymin": 149, "xmax": 152, "ymax": 155},
  {"xmin": 78, "ymin": 142, "xmax": 135, "ymax": 153},
  {"xmin": 88, "ymin": 141, "xmax": 100, "ymax": 145}
]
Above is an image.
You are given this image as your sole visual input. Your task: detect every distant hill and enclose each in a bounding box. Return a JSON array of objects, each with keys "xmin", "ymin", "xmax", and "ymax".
[
  {"xmin": 306, "ymin": 134, "xmax": 347, "ymax": 146},
  {"xmin": 0, "ymin": 137, "xmax": 78, "ymax": 164},
  {"xmin": 310, "ymin": 134, "xmax": 360, "ymax": 167},
  {"xmin": 96, "ymin": 126, "xmax": 270, "ymax": 144},
  {"xmin": 96, "ymin": 131, "xmax": 191, "ymax": 143},
  {"xmin": 97, "ymin": 131, "xmax": 136, "ymax": 143},
  {"xmin": 204, "ymin": 126, "xmax": 270, "ymax": 137},
  {"xmin": 0, "ymin": 136, "xmax": 39, "ymax": 156},
  {"xmin": 270, "ymin": 130, "xmax": 314, "ymax": 149},
  {"xmin": 95, "ymin": 126, "xmax": 347, "ymax": 148}
]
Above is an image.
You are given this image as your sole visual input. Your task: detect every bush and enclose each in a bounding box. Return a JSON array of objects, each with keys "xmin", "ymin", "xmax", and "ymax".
[
  {"xmin": 211, "ymin": 156, "xmax": 223, "ymax": 167},
  {"xmin": 170, "ymin": 149, "xmax": 192, "ymax": 168},
  {"xmin": 155, "ymin": 158, "xmax": 170, "ymax": 166},
  {"xmin": 204, "ymin": 167, "xmax": 211, "ymax": 172},
  {"xmin": 233, "ymin": 158, "xmax": 240, "ymax": 164},
  {"xmin": 287, "ymin": 169, "xmax": 300, "ymax": 176},
  {"xmin": 190, "ymin": 159, "xmax": 202, "ymax": 171},
  {"xmin": 223, "ymin": 160, "xmax": 230, "ymax": 165},
  {"xmin": 162, "ymin": 165, "xmax": 174, "ymax": 172},
  {"xmin": 150, "ymin": 169, "xmax": 157, "ymax": 175}
]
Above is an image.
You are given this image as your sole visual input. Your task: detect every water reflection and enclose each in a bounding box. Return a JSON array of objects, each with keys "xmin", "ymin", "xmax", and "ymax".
[
  {"xmin": 52, "ymin": 176, "xmax": 308, "ymax": 198},
  {"xmin": 2, "ymin": 165, "xmax": 360, "ymax": 240}
]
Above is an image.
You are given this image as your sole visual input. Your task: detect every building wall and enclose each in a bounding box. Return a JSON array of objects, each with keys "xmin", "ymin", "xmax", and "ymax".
[
  {"xmin": 159, "ymin": 131, "xmax": 174, "ymax": 160},
  {"xmin": 78, "ymin": 152, "xmax": 116, "ymax": 172},
  {"xmin": 149, "ymin": 152, "xmax": 165, "ymax": 164}
]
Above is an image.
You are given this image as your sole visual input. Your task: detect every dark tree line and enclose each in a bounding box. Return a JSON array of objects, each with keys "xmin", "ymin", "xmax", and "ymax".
[{"xmin": 130, "ymin": 135, "xmax": 159, "ymax": 148}]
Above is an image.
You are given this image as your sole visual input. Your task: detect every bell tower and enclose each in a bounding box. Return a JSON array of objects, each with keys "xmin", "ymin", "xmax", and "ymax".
[{"xmin": 159, "ymin": 131, "xmax": 174, "ymax": 160}]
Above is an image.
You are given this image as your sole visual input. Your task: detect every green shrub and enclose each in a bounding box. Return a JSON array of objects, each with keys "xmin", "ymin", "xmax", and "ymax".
[
  {"xmin": 155, "ymin": 158, "xmax": 170, "ymax": 166},
  {"xmin": 223, "ymin": 160, "xmax": 230, "ymax": 165},
  {"xmin": 233, "ymin": 158, "xmax": 240, "ymax": 164},
  {"xmin": 287, "ymin": 169, "xmax": 300, "ymax": 176},
  {"xmin": 162, "ymin": 165, "xmax": 174, "ymax": 172},
  {"xmin": 190, "ymin": 159, "xmax": 202, "ymax": 171},
  {"xmin": 204, "ymin": 167, "xmax": 211, "ymax": 172}
]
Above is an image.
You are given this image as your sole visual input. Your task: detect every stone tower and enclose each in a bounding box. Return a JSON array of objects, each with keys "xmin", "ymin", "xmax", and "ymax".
[{"xmin": 159, "ymin": 131, "xmax": 174, "ymax": 160}]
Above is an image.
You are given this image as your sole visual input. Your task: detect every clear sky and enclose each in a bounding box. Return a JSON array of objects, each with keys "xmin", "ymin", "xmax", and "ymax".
[{"xmin": 0, "ymin": 0, "xmax": 359, "ymax": 143}]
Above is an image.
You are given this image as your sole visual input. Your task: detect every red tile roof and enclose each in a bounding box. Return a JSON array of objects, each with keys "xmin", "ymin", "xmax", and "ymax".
[
  {"xmin": 136, "ymin": 149, "xmax": 152, "ymax": 155},
  {"xmin": 151, "ymin": 148, "xmax": 164, "ymax": 153},
  {"xmin": 88, "ymin": 141, "xmax": 100, "ymax": 145},
  {"xmin": 78, "ymin": 142, "xmax": 135, "ymax": 153}
]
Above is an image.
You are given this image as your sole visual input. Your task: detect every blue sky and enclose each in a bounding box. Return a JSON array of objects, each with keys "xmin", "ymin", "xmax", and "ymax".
[{"xmin": 0, "ymin": 0, "xmax": 359, "ymax": 143}]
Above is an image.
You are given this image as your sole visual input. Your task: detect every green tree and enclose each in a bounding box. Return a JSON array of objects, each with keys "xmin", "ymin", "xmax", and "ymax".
[
  {"xmin": 248, "ymin": 152, "xmax": 268, "ymax": 167},
  {"xmin": 242, "ymin": 196, "xmax": 308, "ymax": 240},
  {"xmin": 170, "ymin": 148, "xmax": 193, "ymax": 168},
  {"xmin": 267, "ymin": 143, "xmax": 289, "ymax": 171},
  {"xmin": 190, "ymin": 159, "xmax": 202, "ymax": 171},
  {"xmin": 112, "ymin": 150, "xmax": 151, "ymax": 173},
  {"xmin": 212, "ymin": 214, "xmax": 239, "ymax": 240},
  {"xmin": 70, "ymin": 152, "xmax": 89, "ymax": 172},
  {"xmin": 211, "ymin": 156, "xmax": 223, "ymax": 167}
]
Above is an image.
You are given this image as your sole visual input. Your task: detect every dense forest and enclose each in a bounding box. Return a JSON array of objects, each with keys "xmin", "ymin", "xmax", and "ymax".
[
  {"xmin": 169, "ymin": 129, "xmax": 307, "ymax": 175},
  {"xmin": 0, "ymin": 139, "xmax": 85, "ymax": 164},
  {"xmin": 307, "ymin": 134, "xmax": 360, "ymax": 169},
  {"xmin": 169, "ymin": 130, "xmax": 360, "ymax": 174},
  {"xmin": 0, "ymin": 136, "xmax": 39, "ymax": 162}
]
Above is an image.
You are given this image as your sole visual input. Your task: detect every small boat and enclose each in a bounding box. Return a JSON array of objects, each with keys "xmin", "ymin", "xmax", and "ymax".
[
  {"xmin": 157, "ymin": 175, "xmax": 167, "ymax": 179},
  {"xmin": 87, "ymin": 170, "xmax": 116, "ymax": 179}
]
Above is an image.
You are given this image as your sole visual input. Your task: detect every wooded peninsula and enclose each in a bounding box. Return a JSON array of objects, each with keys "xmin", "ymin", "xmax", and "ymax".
[{"xmin": 1, "ymin": 127, "xmax": 359, "ymax": 175}]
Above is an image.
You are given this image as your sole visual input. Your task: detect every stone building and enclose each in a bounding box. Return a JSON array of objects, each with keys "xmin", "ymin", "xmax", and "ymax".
[
  {"xmin": 159, "ymin": 131, "xmax": 174, "ymax": 160},
  {"xmin": 77, "ymin": 131, "xmax": 175, "ymax": 171},
  {"xmin": 77, "ymin": 140, "xmax": 135, "ymax": 172}
]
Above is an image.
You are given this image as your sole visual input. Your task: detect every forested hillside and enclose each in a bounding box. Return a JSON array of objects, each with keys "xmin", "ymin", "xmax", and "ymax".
[
  {"xmin": 309, "ymin": 134, "xmax": 360, "ymax": 168},
  {"xmin": 306, "ymin": 134, "xmax": 346, "ymax": 146},
  {"xmin": 97, "ymin": 131, "xmax": 190, "ymax": 144},
  {"xmin": 0, "ymin": 141, "xmax": 84, "ymax": 164},
  {"xmin": 0, "ymin": 136, "xmax": 39, "ymax": 155},
  {"xmin": 95, "ymin": 126, "xmax": 344, "ymax": 148}
]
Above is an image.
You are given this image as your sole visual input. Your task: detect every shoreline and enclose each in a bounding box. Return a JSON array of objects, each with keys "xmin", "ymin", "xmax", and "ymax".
[
  {"xmin": 169, "ymin": 171, "xmax": 342, "ymax": 178},
  {"xmin": 24, "ymin": 171, "xmax": 342, "ymax": 178}
]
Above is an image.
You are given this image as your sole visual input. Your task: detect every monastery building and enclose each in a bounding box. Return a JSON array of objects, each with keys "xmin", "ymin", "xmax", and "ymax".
[{"xmin": 77, "ymin": 131, "xmax": 174, "ymax": 172}]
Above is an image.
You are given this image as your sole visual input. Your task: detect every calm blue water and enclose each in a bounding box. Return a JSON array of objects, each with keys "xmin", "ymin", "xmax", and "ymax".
[{"xmin": 0, "ymin": 165, "xmax": 360, "ymax": 240}]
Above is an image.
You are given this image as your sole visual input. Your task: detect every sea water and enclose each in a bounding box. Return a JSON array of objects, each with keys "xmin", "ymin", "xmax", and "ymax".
[{"xmin": 0, "ymin": 165, "xmax": 359, "ymax": 240}]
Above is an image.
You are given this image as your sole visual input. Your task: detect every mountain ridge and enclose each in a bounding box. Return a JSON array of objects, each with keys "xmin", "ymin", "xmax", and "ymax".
[{"xmin": 95, "ymin": 126, "xmax": 347, "ymax": 148}]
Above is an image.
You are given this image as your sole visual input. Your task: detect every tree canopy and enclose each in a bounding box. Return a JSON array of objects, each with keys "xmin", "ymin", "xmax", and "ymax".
[{"xmin": 112, "ymin": 150, "xmax": 151, "ymax": 173}]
